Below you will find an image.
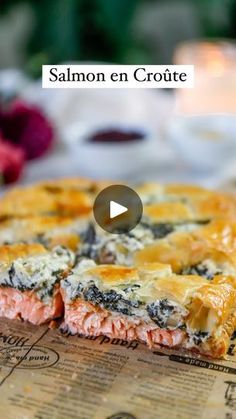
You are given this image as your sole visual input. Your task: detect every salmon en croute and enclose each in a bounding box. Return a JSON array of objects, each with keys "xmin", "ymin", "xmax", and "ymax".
[
  {"xmin": 60, "ymin": 260, "xmax": 236, "ymax": 358},
  {"xmin": 0, "ymin": 178, "xmax": 236, "ymax": 358}
]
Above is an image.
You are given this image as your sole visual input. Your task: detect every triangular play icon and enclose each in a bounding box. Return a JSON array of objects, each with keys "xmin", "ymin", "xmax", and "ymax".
[{"xmin": 110, "ymin": 201, "xmax": 128, "ymax": 219}]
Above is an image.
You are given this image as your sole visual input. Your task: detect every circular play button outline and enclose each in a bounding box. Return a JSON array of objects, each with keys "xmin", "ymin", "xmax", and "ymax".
[{"xmin": 93, "ymin": 184, "xmax": 143, "ymax": 234}]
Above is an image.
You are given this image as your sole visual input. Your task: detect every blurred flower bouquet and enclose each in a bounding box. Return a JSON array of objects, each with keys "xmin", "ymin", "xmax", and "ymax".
[{"xmin": 0, "ymin": 100, "xmax": 54, "ymax": 183}]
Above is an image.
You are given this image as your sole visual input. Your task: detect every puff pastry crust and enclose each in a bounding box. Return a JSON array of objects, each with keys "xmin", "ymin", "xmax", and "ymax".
[
  {"xmin": 0, "ymin": 215, "xmax": 91, "ymax": 250},
  {"xmin": 0, "ymin": 182, "xmax": 92, "ymax": 218}
]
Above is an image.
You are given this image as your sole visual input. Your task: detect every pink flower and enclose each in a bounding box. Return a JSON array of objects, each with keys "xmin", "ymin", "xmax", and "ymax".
[
  {"xmin": 0, "ymin": 138, "xmax": 25, "ymax": 184},
  {"xmin": 0, "ymin": 100, "xmax": 54, "ymax": 160}
]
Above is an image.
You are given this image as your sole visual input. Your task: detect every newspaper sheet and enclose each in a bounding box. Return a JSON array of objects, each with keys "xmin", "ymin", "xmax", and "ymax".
[{"xmin": 0, "ymin": 318, "xmax": 235, "ymax": 419}]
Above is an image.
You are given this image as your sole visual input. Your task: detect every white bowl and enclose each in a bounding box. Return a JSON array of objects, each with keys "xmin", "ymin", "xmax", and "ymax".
[
  {"xmin": 167, "ymin": 114, "xmax": 236, "ymax": 171},
  {"xmin": 63, "ymin": 123, "xmax": 153, "ymax": 179}
]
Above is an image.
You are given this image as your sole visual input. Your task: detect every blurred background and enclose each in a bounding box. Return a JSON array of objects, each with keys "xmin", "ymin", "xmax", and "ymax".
[{"xmin": 0, "ymin": 0, "xmax": 236, "ymax": 189}]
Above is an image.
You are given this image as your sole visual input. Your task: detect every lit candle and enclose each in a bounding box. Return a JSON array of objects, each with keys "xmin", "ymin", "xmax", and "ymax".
[{"xmin": 174, "ymin": 41, "xmax": 236, "ymax": 114}]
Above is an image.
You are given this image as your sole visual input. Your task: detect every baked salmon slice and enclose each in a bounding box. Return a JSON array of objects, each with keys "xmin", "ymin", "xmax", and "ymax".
[
  {"xmin": 0, "ymin": 243, "xmax": 74, "ymax": 325},
  {"xmin": 0, "ymin": 286, "xmax": 63, "ymax": 325},
  {"xmin": 60, "ymin": 260, "xmax": 236, "ymax": 358},
  {"xmin": 61, "ymin": 297, "xmax": 185, "ymax": 348}
]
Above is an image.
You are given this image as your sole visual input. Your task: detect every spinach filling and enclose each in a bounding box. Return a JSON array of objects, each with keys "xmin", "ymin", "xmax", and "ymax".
[
  {"xmin": 147, "ymin": 299, "xmax": 178, "ymax": 328},
  {"xmin": 140, "ymin": 222, "xmax": 175, "ymax": 239},
  {"xmin": 71, "ymin": 281, "xmax": 141, "ymax": 316},
  {"xmin": 35, "ymin": 233, "xmax": 49, "ymax": 247},
  {"xmin": 0, "ymin": 263, "xmax": 63, "ymax": 297},
  {"xmin": 147, "ymin": 299, "xmax": 211, "ymax": 345},
  {"xmin": 231, "ymin": 331, "xmax": 236, "ymax": 341},
  {"xmin": 84, "ymin": 284, "xmax": 141, "ymax": 316},
  {"xmin": 77, "ymin": 219, "xmax": 212, "ymax": 267},
  {"xmin": 181, "ymin": 263, "xmax": 222, "ymax": 280},
  {"xmin": 191, "ymin": 331, "xmax": 209, "ymax": 345},
  {"xmin": 76, "ymin": 224, "xmax": 142, "ymax": 265},
  {"xmin": 140, "ymin": 219, "xmax": 210, "ymax": 240},
  {"xmin": 76, "ymin": 224, "xmax": 99, "ymax": 261},
  {"xmin": 0, "ymin": 263, "xmax": 31, "ymax": 292},
  {"xmin": 82, "ymin": 223, "xmax": 97, "ymax": 245}
]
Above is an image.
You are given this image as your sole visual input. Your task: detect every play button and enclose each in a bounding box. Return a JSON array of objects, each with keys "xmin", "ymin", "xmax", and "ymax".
[
  {"xmin": 110, "ymin": 201, "xmax": 128, "ymax": 219},
  {"xmin": 93, "ymin": 185, "xmax": 143, "ymax": 234}
]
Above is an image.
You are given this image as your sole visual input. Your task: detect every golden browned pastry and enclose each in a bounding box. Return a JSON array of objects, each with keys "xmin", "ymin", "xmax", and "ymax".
[
  {"xmin": 0, "ymin": 178, "xmax": 99, "ymax": 218},
  {"xmin": 0, "ymin": 215, "xmax": 91, "ymax": 250},
  {"xmin": 134, "ymin": 218, "xmax": 236, "ymax": 276}
]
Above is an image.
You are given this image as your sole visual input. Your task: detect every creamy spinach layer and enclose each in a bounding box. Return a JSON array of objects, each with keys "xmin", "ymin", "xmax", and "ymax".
[
  {"xmin": 77, "ymin": 220, "xmax": 210, "ymax": 266},
  {"xmin": 0, "ymin": 246, "xmax": 74, "ymax": 301},
  {"xmin": 181, "ymin": 259, "xmax": 236, "ymax": 280}
]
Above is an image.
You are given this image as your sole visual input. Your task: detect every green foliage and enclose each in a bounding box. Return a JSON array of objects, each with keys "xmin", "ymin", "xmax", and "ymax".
[
  {"xmin": 1, "ymin": 0, "xmax": 141, "ymax": 76},
  {"xmin": 1, "ymin": 0, "xmax": 236, "ymax": 77},
  {"xmin": 28, "ymin": 0, "xmax": 80, "ymax": 75},
  {"xmin": 195, "ymin": 0, "xmax": 234, "ymax": 37}
]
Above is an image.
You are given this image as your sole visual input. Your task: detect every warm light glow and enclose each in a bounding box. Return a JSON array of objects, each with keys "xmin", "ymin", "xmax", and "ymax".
[
  {"xmin": 206, "ymin": 49, "xmax": 229, "ymax": 76},
  {"xmin": 174, "ymin": 40, "xmax": 236, "ymax": 114}
]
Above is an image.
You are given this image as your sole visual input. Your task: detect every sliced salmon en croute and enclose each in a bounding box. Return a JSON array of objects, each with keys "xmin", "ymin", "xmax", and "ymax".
[
  {"xmin": 60, "ymin": 259, "xmax": 236, "ymax": 358},
  {"xmin": 0, "ymin": 244, "xmax": 74, "ymax": 325}
]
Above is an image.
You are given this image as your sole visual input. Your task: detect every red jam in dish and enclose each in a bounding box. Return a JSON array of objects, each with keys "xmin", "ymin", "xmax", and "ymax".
[{"xmin": 87, "ymin": 129, "xmax": 145, "ymax": 143}]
